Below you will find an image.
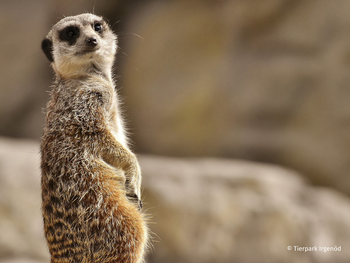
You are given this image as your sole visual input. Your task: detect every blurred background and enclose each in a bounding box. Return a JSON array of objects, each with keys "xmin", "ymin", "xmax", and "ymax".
[{"xmin": 1, "ymin": 0, "xmax": 350, "ymax": 262}]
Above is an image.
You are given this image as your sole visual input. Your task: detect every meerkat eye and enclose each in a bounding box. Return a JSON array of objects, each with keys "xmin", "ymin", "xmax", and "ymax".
[
  {"xmin": 94, "ymin": 22, "xmax": 103, "ymax": 33},
  {"xmin": 67, "ymin": 30, "xmax": 75, "ymax": 38}
]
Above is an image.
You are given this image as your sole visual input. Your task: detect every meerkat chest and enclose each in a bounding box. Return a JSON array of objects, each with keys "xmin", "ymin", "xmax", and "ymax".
[
  {"xmin": 111, "ymin": 125, "xmax": 127, "ymax": 148},
  {"xmin": 107, "ymin": 96, "xmax": 128, "ymax": 148}
]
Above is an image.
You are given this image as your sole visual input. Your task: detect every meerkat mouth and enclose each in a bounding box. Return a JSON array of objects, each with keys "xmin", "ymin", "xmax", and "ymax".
[{"xmin": 76, "ymin": 47, "xmax": 100, "ymax": 56}]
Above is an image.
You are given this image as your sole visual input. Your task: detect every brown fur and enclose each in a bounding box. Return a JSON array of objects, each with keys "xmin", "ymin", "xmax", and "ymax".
[{"xmin": 41, "ymin": 14, "xmax": 148, "ymax": 263}]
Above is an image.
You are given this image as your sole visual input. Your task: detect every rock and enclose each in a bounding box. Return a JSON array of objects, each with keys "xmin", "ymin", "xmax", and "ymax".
[
  {"xmin": 0, "ymin": 137, "xmax": 48, "ymax": 263},
  {"xmin": 1, "ymin": 137, "xmax": 350, "ymax": 263},
  {"xmin": 120, "ymin": 0, "xmax": 350, "ymax": 195},
  {"xmin": 140, "ymin": 155, "xmax": 350, "ymax": 263}
]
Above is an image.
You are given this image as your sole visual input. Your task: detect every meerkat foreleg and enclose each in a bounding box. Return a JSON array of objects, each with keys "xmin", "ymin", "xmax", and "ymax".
[{"xmin": 101, "ymin": 135, "xmax": 142, "ymax": 209}]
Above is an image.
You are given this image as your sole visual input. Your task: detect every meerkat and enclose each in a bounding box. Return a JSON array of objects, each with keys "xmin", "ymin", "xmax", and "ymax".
[{"xmin": 40, "ymin": 13, "xmax": 148, "ymax": 263}]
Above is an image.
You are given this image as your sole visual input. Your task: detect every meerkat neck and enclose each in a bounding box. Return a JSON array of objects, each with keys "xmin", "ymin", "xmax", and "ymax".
[
  {"xmin": 53, "ymin": 60, "xmax": 114, "ymax": 82},
  {"xmin": 91, "ymin": 61, "xmax": 114, "ymax": 82},
  {"xmin": 53, "ymin": 67, "xmax": 113, "ymax": 84}
]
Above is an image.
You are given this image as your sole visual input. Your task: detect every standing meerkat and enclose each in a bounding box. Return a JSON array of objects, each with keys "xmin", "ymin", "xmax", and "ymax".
[{"xmin": 40, "ymin": 13, "xmax": 148, "ymax": 263}]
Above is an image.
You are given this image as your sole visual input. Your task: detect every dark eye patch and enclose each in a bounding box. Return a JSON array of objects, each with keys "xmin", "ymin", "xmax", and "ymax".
[{"xmin": 59, "ymin": 26, "xmax": 80, "ymax": 45}]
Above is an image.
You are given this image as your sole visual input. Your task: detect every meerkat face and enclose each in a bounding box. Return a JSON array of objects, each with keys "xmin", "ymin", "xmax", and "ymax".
[{"xmin": 42, "ymin": 13, "xmax": 117, "ymax": 78}]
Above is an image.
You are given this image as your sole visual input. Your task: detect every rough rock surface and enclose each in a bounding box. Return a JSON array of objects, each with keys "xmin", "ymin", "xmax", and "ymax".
[
  {"xmin": 1, "ymin": 137, "xmax": 350, "ymax": 263},
  {"xmin": 140, "ymin": 156, "xmax": 350, "ymax": 263},
  {"xmin": 121, "ymin": 0, "xmax": 350, "ymax": 195},
  {"xmin": 0, "ymin": 137, "xmax": 48, "ymax": 263}
]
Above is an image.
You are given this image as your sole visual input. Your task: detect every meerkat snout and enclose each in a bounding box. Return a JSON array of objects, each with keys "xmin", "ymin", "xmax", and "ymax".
[{"xmin": 86, "ymin": 36, "xmax": 98, "ymax": 46}]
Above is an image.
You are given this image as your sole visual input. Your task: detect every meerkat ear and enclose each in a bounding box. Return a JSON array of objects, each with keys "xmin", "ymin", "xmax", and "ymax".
[{"xmin": 41, "ymin": 38, "xmax": 54, "ymax": 62}]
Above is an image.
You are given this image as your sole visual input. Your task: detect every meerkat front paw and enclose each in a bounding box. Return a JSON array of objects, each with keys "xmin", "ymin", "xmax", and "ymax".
[
  {"xmin": 125, "ymin": 179, "xmax": 142, "ymax": 210},
  {"xmin": 125, "ymin": 179, "xmax": 142, "ymax": 209},
  {"xmin": 124, "ymin": 159, "xmax": 142, "ymax": 209}
]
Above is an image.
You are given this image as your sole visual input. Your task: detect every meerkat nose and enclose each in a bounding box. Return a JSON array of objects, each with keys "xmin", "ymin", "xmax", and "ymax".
[{"xmin": 86, "ymin": 36, "xmax": 98, "ymax": 46}]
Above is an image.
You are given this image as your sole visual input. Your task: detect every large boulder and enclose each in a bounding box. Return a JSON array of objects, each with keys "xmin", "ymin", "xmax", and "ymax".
[
  {"xmin": 1, "ymin": 137, "xmax": 349, "ymax": 263},
  {"xmin": 0, "ymin": 137, "xmax": 48, "ymax": 263},
  {"xmin": 140, "ymin": 156, "xmax": 350, "ymax": 263}
]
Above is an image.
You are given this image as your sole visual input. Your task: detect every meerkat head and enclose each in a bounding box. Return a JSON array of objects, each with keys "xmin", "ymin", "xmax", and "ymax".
[{"xmin": 42, "ymin": 13, "xmax": 117, "ymax": 79}]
